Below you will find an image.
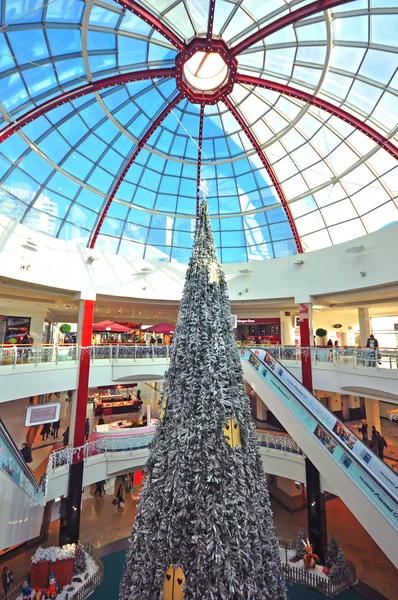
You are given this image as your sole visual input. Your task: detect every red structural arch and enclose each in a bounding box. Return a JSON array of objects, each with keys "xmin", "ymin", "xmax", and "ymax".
[
  {"xmin": 0, "ymin": 68, "xmax": 176, "ymax": 145},
  {"xmin": 196, "ymin": 104, "xmax": 205, "ymax": 220},
  {"xmin": 207, "ymin": 0, "xmax": 216, "ymax": 43},
  {"xmin": 113, "ymin": 0, "xmax": 185, "ymax": 50},
  {"xmin": 230, "ymin": 0, "xmax": 356, "ymax": 58},
  {"xmin": 235, "ymin": 73, "xmax": 398, "ymax": 160},
  {"xmin": 89, "ymin": 91, "xmax": 184, "ymax": 248},
  {"xmin": 223, "ymin": 96, "xmax": 303, "ymax": 254}
]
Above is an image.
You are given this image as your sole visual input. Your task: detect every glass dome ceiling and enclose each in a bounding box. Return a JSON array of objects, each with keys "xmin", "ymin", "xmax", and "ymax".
[{"xmin": 0, "ymin": 0, "xmax": 397, "ymax": 263}]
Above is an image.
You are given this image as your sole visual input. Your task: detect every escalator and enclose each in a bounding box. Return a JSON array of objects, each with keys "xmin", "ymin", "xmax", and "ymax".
[
  {"xmin": 240, "ymin": 348, "xmax": 398, "ymax": 567},
  {"xmin": 0, "ymin": 420, "xmax": 45, "ymax": 550}
]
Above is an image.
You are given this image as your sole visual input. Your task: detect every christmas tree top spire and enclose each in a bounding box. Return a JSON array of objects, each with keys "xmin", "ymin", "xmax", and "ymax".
[{"xmin": 120, "ymin": 186, "xmax": 286, "ymax": 600}]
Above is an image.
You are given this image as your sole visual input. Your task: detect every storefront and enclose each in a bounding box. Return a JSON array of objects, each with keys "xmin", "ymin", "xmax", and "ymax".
[{"xmin": 237, "ymin": 318, "xmax": 281, "ymax": 344}]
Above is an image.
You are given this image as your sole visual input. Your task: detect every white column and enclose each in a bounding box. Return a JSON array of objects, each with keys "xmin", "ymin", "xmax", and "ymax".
[
  {"xmin": 279, "ymin": 311, "xmax": 295, "ymax": 345},
  {"xmin": 358, "ymin": 308, "xmax": 371, "ymax": 348},
  {"xmin": 365, "ymin": 398, "xmax": 381, "ymax": 433}
]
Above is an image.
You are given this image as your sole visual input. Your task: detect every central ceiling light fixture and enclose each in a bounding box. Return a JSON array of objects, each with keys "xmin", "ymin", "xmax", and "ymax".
[{"xmin": 176, "ymin": 39, "xmax": 237, "ymax": 105}]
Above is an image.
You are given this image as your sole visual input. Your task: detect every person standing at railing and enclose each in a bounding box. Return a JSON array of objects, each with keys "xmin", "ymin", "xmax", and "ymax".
[{"xmin": 366, "ymin": 334, "xmax": 379, "ymax": 367}]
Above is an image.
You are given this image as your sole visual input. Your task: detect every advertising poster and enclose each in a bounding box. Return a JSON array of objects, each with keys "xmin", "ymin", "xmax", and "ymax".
[{"xmin": 314, "ymin": 424, "xmax": 336, "ymax": 454}]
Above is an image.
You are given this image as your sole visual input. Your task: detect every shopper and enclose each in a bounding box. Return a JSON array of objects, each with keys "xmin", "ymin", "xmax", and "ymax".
[
  {"xmin": 115, "ymin": 484, "xmax": 124, "ymax": 509},
  {"xmin": 85, "ymin": 418, "xmax": 90, "ymax": 442},
  {"xmin": 95, "ymin": 480, "xmax": 106, "ymax": 497},
  {"xmin": 52, "ymin": 419, "xmax": 60, "ymax": 438},
  {"xmin": 376, "ymin": 432, "xmax": 388, "ymax": 460},
  {"xmin": 98, "ymin": 415, "xmax": 105, "ymax": 426},
  {"xmin": 150, "ymin": 336, "xmax": 156, "ymax": 345},
  {"xmin": 40, "ymin": 423, "xmax": 51, "ymax": 442},
  {"xmin": 20, "ymin": 443, "xmax": 33, "ymax": 463},
  {"xmin": 2, "ymin": 567, "xmax": 13, "ymax": 593},
  {"xmin": 366, "ymin": 334, "xmax": 379, "ymax": 366},
  {"xmin": 327, "ymin": 339, "xmax": 333, "ymax": 347},
  {"xmin": 62, "ymin": 427, "xmax": 70, "ymax": 446},
  {"xmin": 358, "ymin": 420, "xmax": 368, "ymax": 443}
]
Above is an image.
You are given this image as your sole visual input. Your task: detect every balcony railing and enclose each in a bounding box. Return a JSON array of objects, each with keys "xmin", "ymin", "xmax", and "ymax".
[
  {"xmin": 46, "ymin": 430, "xmax": 302, "ymax": 476},
  {"xmin": 1, "ymin": 343, "xmax": 397, "ymax": 369}
]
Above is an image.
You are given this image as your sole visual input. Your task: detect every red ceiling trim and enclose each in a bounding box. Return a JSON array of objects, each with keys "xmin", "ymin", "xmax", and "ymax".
[
  {"xmin": 223, "ymin": 96, "xmax": 303, "ymax": 254},
  {"xmin": 114, "ymin": 1, "xmax": 185, "ymax": 50},
  {"xmin": 0, "ymin": 68, "xmax": 176, "ymax": 145},
  {"xmin": 207, "ymin": 0, "xmax": 216, "ymax": 42},
  {"xmin": 236, "ymin": 73, "xmax": 398, "ymax": 160},
  {"xmin": 89, "ymin": 91, "xmax": 184, "ymax": 248},
  {"xmin": 230, "ymin": 0, "xmax": 356, "ymax": 58},
  {"xmin": 196, "ymin": 103, "xmax": 205, "ymax": 221}
]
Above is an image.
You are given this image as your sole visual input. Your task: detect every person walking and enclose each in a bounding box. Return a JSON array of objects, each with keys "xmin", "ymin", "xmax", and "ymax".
[
  {"xmin": 376, "ymin": 432, "xmax": 388, "ymax": 460},
  {"xmin": 115, "ymin": 484, "xmax": 124, "ymax": 509},
  {"xmin": 2, "ymin": 567, "xmax": 13, "ymax": 594},
  {"xmin": 85, "ymin": 418, "xmax": 90, "ymax": 442},
  {"xmin": 358, "ymin": 420, "xmax": 368, "ymax": 442},
  {"xmin": 62, "ymin": 426, "xmax": 70, "ymax": 446},
  {"xmin": 95, "ymin": 480, "xmax": 106, "ymax": 497},
  {"xmin": 52, "ymin": 419, "xmax": 60, "ymax": 438},
  {"xmin": 20, "ymin": 442, "xmax": 33, "ymax": 464},
  {"xmin": 40, "ymin": 423, "xmax": 51, "ymax": 442}
]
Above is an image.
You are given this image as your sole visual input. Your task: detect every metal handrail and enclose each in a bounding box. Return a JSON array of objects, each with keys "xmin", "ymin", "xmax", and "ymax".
[{"xmin": 247, "ymin": 350, "xmax": 398, "ymax": 508}]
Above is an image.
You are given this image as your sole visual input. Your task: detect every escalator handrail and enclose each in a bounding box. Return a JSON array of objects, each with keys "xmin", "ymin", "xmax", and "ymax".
[
  {"xmin": 0, "ymin": 418, "xmax": 40, "ymax": 492},
  {"xmin": 246, "ymin": 349, "xmax": 398, "ymax": 509}
]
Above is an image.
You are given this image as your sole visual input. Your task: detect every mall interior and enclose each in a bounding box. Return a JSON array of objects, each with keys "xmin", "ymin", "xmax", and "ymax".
[{"xmin": 0, "ymin": 1, "xmax": 398, "ymax": 599}]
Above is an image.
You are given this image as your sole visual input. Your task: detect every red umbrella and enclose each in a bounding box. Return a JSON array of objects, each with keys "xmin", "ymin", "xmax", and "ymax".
[
  {"xmin": 92, "ymin": 320, "xmax": 131, "ymax": 333},
  {"xmin": 146, "ymin": 322, "xmax": 175, "ymax": 334}
]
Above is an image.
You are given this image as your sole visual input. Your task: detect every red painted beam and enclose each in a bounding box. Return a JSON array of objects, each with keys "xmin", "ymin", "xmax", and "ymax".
[
  {"xmin": 196, "ymin": 103, "xmax": 205, "ymax": 220},
  {"xmin": 231, "ymin": 0, "xmax": 356, "ymax": 58},
  {"xmin": 207, "ymin": 0, "xmax": 216, "ymax": 42},
  {"xmin": 223, "ymin": 96, "xmax": 303, "ymax": 254},
  {"xmin": 0, "ymin": 68, "xmax": 176, "ymax": 144},
  {"xmin": 236, "ymin": 73, "xmax": 398, "ymax": 160},
  {"xmin": 113, "ymin": 0, "xmax": 185, "ymax": 50},
  {"xmin": 89, "ymin": 91, "xmax": 184, "ymax": 248}
]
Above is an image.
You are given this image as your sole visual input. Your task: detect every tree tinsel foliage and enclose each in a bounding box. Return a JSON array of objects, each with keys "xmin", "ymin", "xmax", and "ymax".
[
  {"xmin": 73, "ymin": 545, "xmax": 87, "ymax": 575},
  {"xmin": 293, "ymin": 529, "xmax": 307, "ymax": 561},
  {"xmin": 329, "ymin": 549, "xmax": 349, "ymax": 585},
  {"xmin": 325, "ymin": 535, "xmax": 340, "ymax": 569},
  {"xmin": 120, "ymin": 199, "xmax": 286, "ymax": 600}
]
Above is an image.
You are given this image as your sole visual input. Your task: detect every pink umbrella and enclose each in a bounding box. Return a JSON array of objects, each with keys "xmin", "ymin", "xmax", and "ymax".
[
  {"xmin": 92, "ymin": 320, "xmax": 131, "ymax": 333},
  {"xmin": 146, "ymin": 322, "xmax": 175, "ymax": 334}
]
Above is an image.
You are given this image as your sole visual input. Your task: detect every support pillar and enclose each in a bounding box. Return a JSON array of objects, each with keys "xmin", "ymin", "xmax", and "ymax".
[
  {"xmin": 298, "ymin": 301, "xmax": 327, "ymax": 559},
  {"xmin": 59, "ymin": 298, "xmax": 94, "ymax": 545},
  {"xmin": 279, "ymin": 311, "xmax": 295, "ymax": 346},
  {"xmin": 365, "ymin": 397, "xmax": 381, "ymax": 434},
  {"xmin": 358, "ymin": 308, "xmax": 371, "ymax": 348}
]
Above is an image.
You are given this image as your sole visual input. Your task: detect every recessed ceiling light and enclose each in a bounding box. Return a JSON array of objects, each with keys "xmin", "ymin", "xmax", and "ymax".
[{"xmin": 345, "ymin": 245, "xmax": 365, "ymax": 253}]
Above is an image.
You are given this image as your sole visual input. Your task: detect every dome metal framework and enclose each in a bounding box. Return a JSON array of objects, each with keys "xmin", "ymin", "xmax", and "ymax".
[{"xmin": 0, "ymin": 0, "xmax": 397, "ymax": 263}]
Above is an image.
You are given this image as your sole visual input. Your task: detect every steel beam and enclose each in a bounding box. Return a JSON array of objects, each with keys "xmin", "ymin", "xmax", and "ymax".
[
  {"xmin": 207, "ymin": 0, "xmax": 216, "ymax": 42},
  {"xmin": 231, "ymin": 0, "xmax": 356, "ymax": 57},
  {"xmin": 236, "ymin": 73, "xmax": 398, "ymax": 160},
  {"xmin": 89, "ymin": 91, "xmax": 184, "ymax": 248},
  {"xmin": 0, "ymin": 68, "xmax": 176, "ymax": 144},
  {"xmin": 223, "ymin": 96, "xmax": 303, "ymax": 254},
  {"xmin": 196, "ymin": 104, "xmax": 205, "ymax": 220},
  {"xmin": 113, "ymin": 0, "xmax": 185, "ymax": 50}
]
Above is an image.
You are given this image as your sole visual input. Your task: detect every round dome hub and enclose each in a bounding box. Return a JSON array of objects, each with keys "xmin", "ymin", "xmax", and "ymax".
[{"xmin": 176, "ymin": 39, "xmax": 237, "ymax": 105}]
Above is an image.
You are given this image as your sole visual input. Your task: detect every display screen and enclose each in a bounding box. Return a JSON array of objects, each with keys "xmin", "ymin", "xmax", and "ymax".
[{"xmin": 24, "ymin": 402, "xmax": 61, "ymax": 426}]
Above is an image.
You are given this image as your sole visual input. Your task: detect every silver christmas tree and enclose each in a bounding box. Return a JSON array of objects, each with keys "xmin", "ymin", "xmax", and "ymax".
[{"xmin": 120, "ymin": 186, "xmax": 286, "ymax": 600}]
